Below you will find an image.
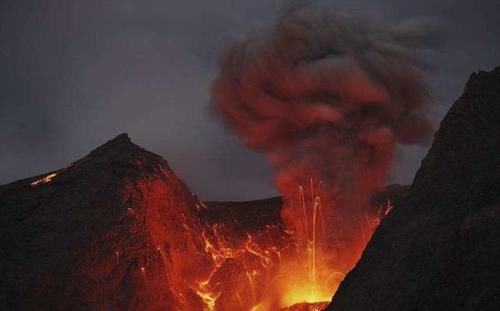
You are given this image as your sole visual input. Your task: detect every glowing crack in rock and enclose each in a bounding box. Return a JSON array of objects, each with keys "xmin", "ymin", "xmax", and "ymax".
[
  {"xmin": 195, "ymin": 279, "xmax": 220, "ymax": 311},
  {"xmin": 30, "ymin": 173, "xmax": 57, "ymax": 187}
]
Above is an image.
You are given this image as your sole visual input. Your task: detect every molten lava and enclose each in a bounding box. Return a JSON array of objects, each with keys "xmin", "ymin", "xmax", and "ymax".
[
  {"xmin": 118, "ymin": 159, "xmax": 389, "ymax": 310},
  {"xmin": 30, "ymin": 172, "xmax": 57, "ymax": 186},
  {"xmin": 182, "ymin": 181, "xmax": 390, "ymax": 311}
]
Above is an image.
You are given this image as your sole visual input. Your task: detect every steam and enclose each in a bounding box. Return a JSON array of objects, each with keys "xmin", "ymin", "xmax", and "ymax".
[{"xmin": 212, "ymin": 7, "xmax": 434, "ymax": 268}]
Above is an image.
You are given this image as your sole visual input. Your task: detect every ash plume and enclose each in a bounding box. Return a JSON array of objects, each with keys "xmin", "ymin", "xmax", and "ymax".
[{"xmin": 212, "ymin": 7, "xmax": 434, "ymax": 268}]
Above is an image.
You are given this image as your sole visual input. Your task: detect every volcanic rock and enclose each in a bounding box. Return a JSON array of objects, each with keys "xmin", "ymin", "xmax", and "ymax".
[
  {"xmin": 202, "ymin": 197, "xmax": 283, "ymax": 232},
  {"xmin": 0, "ymin": 134, "xmax": 213, "ymax": 310},
  {"xmin": 327, "ymin": 67, "xmax": 500, "ymax": 310},
  {"xmin": 370, "ymin": 184, "xmax": 409, "ymax": 210}
]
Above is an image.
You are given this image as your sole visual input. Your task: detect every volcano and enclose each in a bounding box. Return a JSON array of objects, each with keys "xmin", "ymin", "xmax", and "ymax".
[
  {"xmin": 0, "ymin": 134, "xmax": 400, "ymax": 310},
  {"xmin": 2, "ymin": 67, "xmax": 500, "ymax": 310}
]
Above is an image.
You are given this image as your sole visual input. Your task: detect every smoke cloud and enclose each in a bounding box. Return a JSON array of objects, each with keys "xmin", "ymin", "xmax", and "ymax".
[{"xmin": 212, "ymin": 7, "xmax": 434, "ymax": 268}]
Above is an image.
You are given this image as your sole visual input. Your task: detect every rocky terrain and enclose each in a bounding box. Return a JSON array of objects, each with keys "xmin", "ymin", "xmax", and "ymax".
[
  {"xmin": 0, "ymin": 134, "xmax": 216, "ymax": 310},
  {"xmin": 0, "ymin": 131, "xmax": 295, "ymax": 311},
  {"xmin": 327, "ymin": 67, "xmax": 500, "ymax": 310}
]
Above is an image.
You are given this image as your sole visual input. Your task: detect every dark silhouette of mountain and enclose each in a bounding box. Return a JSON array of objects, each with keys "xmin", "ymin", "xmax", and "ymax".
[{"xmin": 327, "ymin": 66, "xmax": 500, "ymax": 311}]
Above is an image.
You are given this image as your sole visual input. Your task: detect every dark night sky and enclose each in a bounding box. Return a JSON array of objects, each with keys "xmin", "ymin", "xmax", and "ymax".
[{"xmin": 1, "ymin": 0, "xmax": 499, "ymax": 200}]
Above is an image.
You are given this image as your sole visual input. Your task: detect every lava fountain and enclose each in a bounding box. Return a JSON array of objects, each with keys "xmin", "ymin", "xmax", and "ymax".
[{"xmin": 211, "ymin": 6, "xmax": 434, "ymax": 309}]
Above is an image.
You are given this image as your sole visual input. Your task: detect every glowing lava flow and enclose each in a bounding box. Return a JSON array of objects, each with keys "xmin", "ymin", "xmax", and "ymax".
[
  {"xmin": 278, "ymin": 180, "xmax": 343, "ymax": 308},
  {"xmin": 30, "ymin": 173, "xmax": 57, "ymax": 187},
  {"xmin": 195, "ymin": 279, "xmax": 219, "ymax": 311},
  {"xmin": 190, "ymin": 222, "xmax": 287, "ymax": 310},
  {"xmin": 183, "ymin": 183, "xmax": 391, "ymax": 310},
  {"xmin": 272, "ymin": 179, "xmax": 388, "ymax": 309}
]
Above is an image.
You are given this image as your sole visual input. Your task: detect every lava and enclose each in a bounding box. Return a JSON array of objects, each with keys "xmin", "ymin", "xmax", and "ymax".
[
  {"xmin": 195, "ymin": 280, "xmax": 219, "ymax": 311},
  {"xmin": 182, "ymin": 181, "xmax": 387, "ymax": 310},
  {"xmin": 30, "ymin": 172, "xmax": 57, "ymax": 186},
  {"xmin": 251, "ymin": 179, "xmax": 372, "ymax": 309}
]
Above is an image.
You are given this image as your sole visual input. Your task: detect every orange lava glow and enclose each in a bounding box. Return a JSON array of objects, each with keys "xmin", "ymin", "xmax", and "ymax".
[
  {"xmin": 30, "ymin": 173, "xmax": 57, "ymax": 186},
  {"xmin": 136, "ymin": 173, "xmax": 392, "ymax": 311},
  {"xmin": 188, "ymin": 181, "xmax": 390, "ymax": 310},
  {"xmin": 195, "ymin": 280, "xmax": 219, "ymax": 311}
]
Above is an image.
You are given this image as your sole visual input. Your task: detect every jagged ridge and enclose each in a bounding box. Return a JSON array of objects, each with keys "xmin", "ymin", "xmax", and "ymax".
[{"xmin": 327, "ymin": 66, "xmax": 500, "ymax": 311}]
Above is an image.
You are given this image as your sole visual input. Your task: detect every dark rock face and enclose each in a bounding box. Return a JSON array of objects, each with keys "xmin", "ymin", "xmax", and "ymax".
[
  {"xmin": 328, "ymin": 67, "xmax": 500, "ymax": 310},
  {"xmin": 202, "ymin": 197, "xmax": 283, "ymax": 232},
  {"xmin": 370, "ymin": 184, "xmax": 409, "ymax": 210},
  {"xmin": 0, "ymin": 134, "xmax": 213, "ymax": 310}
]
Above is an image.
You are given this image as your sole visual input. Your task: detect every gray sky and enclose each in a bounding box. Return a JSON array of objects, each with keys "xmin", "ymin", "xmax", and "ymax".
[{"xmin": 1, "ymin": 0, "xmax": 499, "ymax": 200}]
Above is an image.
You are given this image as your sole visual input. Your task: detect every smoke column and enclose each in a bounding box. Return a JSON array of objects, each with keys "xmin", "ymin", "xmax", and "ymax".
[{"xmin": 212, "ymin": 7, "xmax": 434, "ymax": 271}]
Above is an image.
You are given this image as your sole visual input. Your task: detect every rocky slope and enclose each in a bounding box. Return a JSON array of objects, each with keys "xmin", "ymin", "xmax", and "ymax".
[
  {"xmin": 0, "ymin": 134, "xmax": 214, "ymax": 310},
  {"xmin": 0, "ymin": 134, "xmax": 298, "ymax": 311},
  {"xmin": 327, "ymin": 67, "xmax": 500, "ymax": 310}
]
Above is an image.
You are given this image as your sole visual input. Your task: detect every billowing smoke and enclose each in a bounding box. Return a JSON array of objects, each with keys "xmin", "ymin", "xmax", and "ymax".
[{"xmin": 212, "ymin": 7, "xmax": 434, "ymax": 269}]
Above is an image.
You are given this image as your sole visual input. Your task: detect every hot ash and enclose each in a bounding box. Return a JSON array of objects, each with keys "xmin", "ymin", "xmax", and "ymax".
[{"xmin": 208, "ymin": 5, "xmax": 433, "ymax": 310}]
